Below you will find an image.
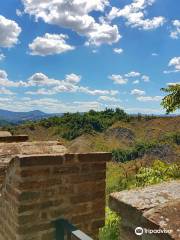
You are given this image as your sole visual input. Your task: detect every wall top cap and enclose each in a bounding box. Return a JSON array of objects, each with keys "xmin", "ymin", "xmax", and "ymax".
[
  {"xmin": 110, "ymin": 180, "xmax": 180, "ymax": 211},
  {"xmin": 0, "ymin": 141, "xmax": 67, "ymax": 163},
  {"xmin": 0, "ymin": 131, "xmax": 12, "ymax": 137},
  {"xmin": 109, "ymin": 180, "xmax": 180, "ymax": 240}
]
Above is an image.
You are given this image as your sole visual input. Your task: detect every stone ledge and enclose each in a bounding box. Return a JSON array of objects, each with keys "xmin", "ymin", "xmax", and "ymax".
[
  {"xmin": 0, "ymin": 131, "xmax": 12, "ymax": 137},
  {"xmin": 109, "ymin": 181, "xmax": 180, "ymax": 240}
]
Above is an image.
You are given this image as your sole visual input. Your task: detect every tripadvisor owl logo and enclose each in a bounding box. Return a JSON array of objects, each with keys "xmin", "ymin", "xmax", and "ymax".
[{"xmin": 135, "ymin": 227, "xmax": 144, "ymax": 236}]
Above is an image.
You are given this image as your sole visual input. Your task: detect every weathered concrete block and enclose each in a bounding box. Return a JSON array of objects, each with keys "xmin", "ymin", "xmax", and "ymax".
[
  {"xmin": 109, "ymin": 181, "xmax": 180, "ymax": 240},
  {"xmin": 0, "ymin": 131, "xmax": 12, "ymax": 137}
]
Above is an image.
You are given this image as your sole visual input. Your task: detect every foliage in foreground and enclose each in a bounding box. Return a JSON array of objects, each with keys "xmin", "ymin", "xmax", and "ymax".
[
  {"xmin": 100, "ymin": 160, "xmax": 180, "ymax": 240},
  {"xmin": 161, "ymin": 84, "xmax": 180, "ymax": 114},
  {"xmin": 99, "ymin": 208, "xmax": 120, "ymax": 240}
]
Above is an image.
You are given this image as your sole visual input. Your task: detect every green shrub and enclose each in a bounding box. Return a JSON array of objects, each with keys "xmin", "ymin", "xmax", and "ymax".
[
  {"xmin": 163, "ymin": 132, "xmax": 180, "ymax": 145},
  {"xmin": 99, "ymin": 208, "xmax": 121, "ymax": 240},
  {"xmin": 112, "ymin": 141, "xmax": 160, "ymax": 163},
  {"xmin": 135, "ymin": 160, "xmax": 180, "ymax": 187},
  {"xmin": 39, "ymin": 108, "xmax": 128, "ymax": 140}
]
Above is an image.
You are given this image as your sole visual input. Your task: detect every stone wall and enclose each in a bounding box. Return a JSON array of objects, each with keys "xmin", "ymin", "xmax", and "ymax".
[
  {"xmin": 109, "ymin": 181, "xmax": 180, "ymax": 240},
  {"xmin": 0, "ymin": 152, "xmax": 111, "ymax": 240}
]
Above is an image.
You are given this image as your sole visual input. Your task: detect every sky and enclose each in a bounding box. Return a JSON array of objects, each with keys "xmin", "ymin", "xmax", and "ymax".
[{"xmin": 0, "ymin": 0, "xmax": 179, "ymax": 114}]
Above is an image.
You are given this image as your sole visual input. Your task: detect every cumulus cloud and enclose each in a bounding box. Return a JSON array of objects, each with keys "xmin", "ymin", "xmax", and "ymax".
[
  {"xmin": 125, "ymin": 71, "xmax": 141, "ymax": 77},
  {"xmin": 78, "ymin": 87, "xmax": 118, "ymax": 96},
  {"xmin": 0, "ymin": 53, "xmax": 5, "ymax": 61},
  {"xmin": 109, "ymin": 74, "xmax": 128, "ymax": 84},
  {"xmin": 0, "ymin": 87, "xmax": 14, "ymax": 95},
  {"xmin": 168, "ymin": 57, "xmax": 180, "ymax": 71},
  {"xmin": 21, "ymin": 0, "xmax": 120, "ymax": 46},
  {"xmin": 133, "ymin": 80, "xmax": 140, "ymax": 84},
  {"xmin": 0, "ymin": 69, "xmax": 26, "ymax": 87},
  {"xmin": 22, "ymin": 71, "xmax": 118, "ymax": 97},
  {"xmin": 137, "ymin": 96, "xmax": 162, "ymax": 102},
  {"xmin": 99, "ymin": 95, "xmax": 121, "ymax": 102},
  {"xmin": 107, "ymin": 0, "xmax": 165, "ymax": 30},
  {"xmin": 131, "ymin": 88, "xmax": 162, "ymax": 102},
  {"xmin": 0, "ymin": 96, "xmax": 104, "ymax": 113},
  {"xmin": 110, "ymin": 71, "xmax": 150, "ymax": 84},
  {"xmin": 170, "ymin": 20, "xmax": 180, "ymax": 39},
  {"xmin": 141, "ymin": 75, "xmax": 150, "ymax": 82},
  {"xmin": 0, "ymin": 15, "xmax": 21, "ymax": 48},
  {"xmin": 29, "ymin": 33, "xmax": 75, "ymax": 56},
  {"xmin": 113, "ymin": 48, "xmax": 123, "ymax": 54},
  {"xmin": 131, "ymin": 88, "xmax": 145, "ymax": 96}
]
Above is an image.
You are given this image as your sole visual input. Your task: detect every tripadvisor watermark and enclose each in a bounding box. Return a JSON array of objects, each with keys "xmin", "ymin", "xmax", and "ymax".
[{"xmin": 135, "ymin": 226, "xmax": 172, "ymax": 236}]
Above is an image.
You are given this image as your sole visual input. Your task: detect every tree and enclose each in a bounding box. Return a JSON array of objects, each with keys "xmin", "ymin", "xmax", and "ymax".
[{"xmin": 161, "ymin": 84, "xmax": 180, "ymax": 114}]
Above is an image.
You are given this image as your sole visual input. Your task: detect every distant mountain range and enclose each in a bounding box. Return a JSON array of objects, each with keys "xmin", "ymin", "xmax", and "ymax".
[{"xmin": 0, "ymin": 109, "xmax": 62, "ymax": 124}]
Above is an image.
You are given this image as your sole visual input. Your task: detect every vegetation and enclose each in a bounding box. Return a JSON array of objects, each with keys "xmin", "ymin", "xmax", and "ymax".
[
  {"xmin": 99, "ymin": 208, "xmax": 120, "ymax": 240},
  {"xmin": 38, "ymin": 108, "xmax": 128, "ymax": 140},
  {"xmin": 100, "ymin": 160, "xmax": 180, "ymax": 240},
  {"xmin": 161, "ymin": 84, "xmax": 180, "ymax": 114},
  {"xmin": 112, "ymin": 141, "xmax": 162, "ymax": 163},
  {"xmin": 162, "ymin": 132, "xmax": 180, "ymax": 145}
]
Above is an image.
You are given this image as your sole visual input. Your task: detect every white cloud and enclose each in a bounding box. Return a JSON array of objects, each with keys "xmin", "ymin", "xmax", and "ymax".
[
  {"xmin": 25, "ymin": 88, "xmax": 56, "ymax": 96},
  {"xmin": 152, "ymin": 53, "xmax": 158, "ymax": 56},
  {"xmin": 23, "ymin": 72, "xmax": 118, "ymax": 96},
  {"xmin": 0, "ymin": 53, "xmax": 5, "ymax": 61},
  {"xmin": 0, "ymin": 96, "xmax": 103, "ymax": 113},
  {"xmin": 0, "ymin": 69, "xmax": 26, "ymax": 87},
  {"xmin": 0, "ymin": 87, "xmax": 14, "ymax": 95},
  {"xmin": 137, "ymin": 95, "xmax": 162, "ymax": 102},
  {"xmin": 85, "ymin": 23, "xmax": 121, "ymax": 46},
  {"xmin": 65, "ymin": 73, "xmax": 81, "ymax": 84},
  {"xmin": 141, "ymin": 75, "xmax": 150, "ymax": 82},
  {"xmin": 125, "ymin": 71, "xmax": 141, "ymax": 77},
  {"xmin": 99, "ymin": 95, "xmax": 120, "ymax": 102},
  {"xmin": 107, "ymin": 0, "xmax": 165, "ymax": 30},
  {"xmin": 1, "ymin": 69, "xmax": 119, "ymax": 99},
  {"xmin": 168, "ymin": 57, "xmax": 180, "ymax": 71},
  {"xmin": 29, "ymin": 33, "xmax": 75, "ymax": 56},
  {"xmin": 78, "ymin": 87, "xmax": 118, "ymax": 96},
  {"xmin": 131, "ymin": 88, "xmax": 146, "ymax": 96},
  {"xmin": 133, "ymin": 80, "xmax": 140, "ymax": 84},
  {"xmin": 109, "ymin": 74, "xmax": 128, "ymax": 84},
  {"xmin": 27, "ymin": 72, "xmax": 61, "ymax": 86},
  {"xmin": 170, "ymin": 20, "xmax": 180, "ymax": 39},
  {"xmin": 16, "ymin": 9, "xmax": 23, "ymax": 17},
  {"xmin": 113, "ymin": 48, "xmax": 123, "ymax": 54},
  {"xmin": 0, "ymin": 15, "xmax": 21, "ymax": 48},
  {"xmin": 22, "ymin": 0, "xmax": 120, "ymax": 46}
]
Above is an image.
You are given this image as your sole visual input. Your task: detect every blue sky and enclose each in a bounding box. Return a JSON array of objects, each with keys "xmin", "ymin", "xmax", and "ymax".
[{"xmin": 0, "ymin": 0, "xmax": 179, "ymax": 114}]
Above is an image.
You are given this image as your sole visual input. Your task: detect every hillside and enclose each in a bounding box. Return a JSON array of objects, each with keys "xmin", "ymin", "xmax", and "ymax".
[{"xmin": 3, "ymin": 109, "xmax": 180, "ymax": 166}]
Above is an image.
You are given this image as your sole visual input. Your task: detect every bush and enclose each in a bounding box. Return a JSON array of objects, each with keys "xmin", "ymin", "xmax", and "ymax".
[
  {"xmin": 163, "ymin": 132, "xmax": 180, "ymax": 145},
  {"xmin": 135, "ymin": 160, "xmax": 180, "ymax": 187},
  {"xmin": 99, "ymin": 208, "xmax": 121, "ymax": 240},
  {"xmin": 112, "ymin": 141, "xmax": 160, "ymax": 163},
  {"xmin": 38, "ymin": 108, "xmax": 128, "ymax": 140}
]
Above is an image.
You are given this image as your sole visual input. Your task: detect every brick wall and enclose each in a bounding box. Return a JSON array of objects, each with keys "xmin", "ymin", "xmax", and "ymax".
[{"xmin": 0, "ymin": 152, "xmax": 111, "ymax": 240}]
